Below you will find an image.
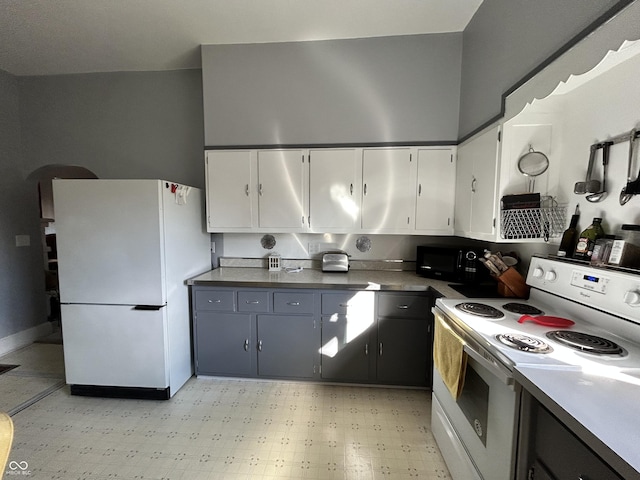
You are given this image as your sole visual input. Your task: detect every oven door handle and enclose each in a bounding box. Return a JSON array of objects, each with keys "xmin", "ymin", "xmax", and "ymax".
[{"xmin": 463, "ymin": 344, "xmax": 514, "ymax": 387}]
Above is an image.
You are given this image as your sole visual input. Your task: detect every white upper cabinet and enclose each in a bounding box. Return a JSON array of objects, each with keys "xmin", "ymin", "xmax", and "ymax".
[
  {"xmin": 206, "ymin": 150, "xmax": 253, "ymax": 231},
  {"xmin": 361, "ymin": 148, "xmax": 415, "ymax": 232},
  {"xmin": 256, "ymin": 150, "xmax": 307, "ymax": 230},
  {"xmin": 454, "ymin": 125, "xmax": 501, "ymax": 241},
  {"xmin": 205, "ymin": 146, "xmax": 458, "ymax": 235},
  {"xmin": 308, "ymin": 149, "xmax": 360, "ymax": 232},
  {"xmin": 415, "ymin": 148, "xmax": 455, "ymax": 234},
  {"xmin": 205, "ymin": 149, "xmax": 308, "ymax": 232}
]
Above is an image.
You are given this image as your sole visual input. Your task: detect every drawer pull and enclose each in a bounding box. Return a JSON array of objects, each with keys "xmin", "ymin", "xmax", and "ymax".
[
  {"xmin": 379, "ymin": 342, "xmax": 383, "ymax": 356},
  {"xmin": 339, "ymin": 303, "xmax": 351, "ymax": 308},
  {"xmin": 365, "ymin": 344, "xmax": 369, "ymax": 356},
  {"xmin": 258, "ymin": 340, "xmax": 263, "ymax": 352},
  {"xmin": 208, "ymin": 299, "xmax": 222, "ymax": 303},
  {"xmin": 244, "ymin": 339, "xmax": 249, "ymax": 351},
  {"xmin": 246, "ymin": 300, "xmax": 260, "ymax": 304},
  {"xmin": 287, "ymin": 302, "xmax": 300, "ymax": 306},
  {"xmin": 396, "ymin": 305, "xmax": 409, "ymax": 309}
]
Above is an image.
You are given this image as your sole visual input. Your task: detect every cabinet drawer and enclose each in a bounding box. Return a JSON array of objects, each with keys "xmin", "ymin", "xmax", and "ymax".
[
  {"xmin": 274, "ymin": 292, "xmax": 314, "ymax": 314},
  {"xmin": 378, "ymin": 293, "xmax": 430, "ymax": 319},
  {"xmin": 238, "ymin": 291, "xmax": 270, "ymax": 312},
  {"xmin": 321, "ymin": 292, "xmax": 374, "ymax": 315},
  {"xmin": 195, "ymin": 290, "xmax": 235, "ymax": 311},
  {"xmin": 322, "ymin": 293, "xmax": 356, "ymax": 315}
]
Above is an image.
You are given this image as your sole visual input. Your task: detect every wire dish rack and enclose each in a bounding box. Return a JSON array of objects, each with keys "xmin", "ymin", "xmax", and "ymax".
[{"xmin": 500, "ymin": 205, "xmax": 567, "ymax": 241}]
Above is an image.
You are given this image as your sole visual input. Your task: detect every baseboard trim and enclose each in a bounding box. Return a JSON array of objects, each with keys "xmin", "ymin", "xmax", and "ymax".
[{"xmin": 0, "ymin": 322, "xmax": 54, "ymax": 357}]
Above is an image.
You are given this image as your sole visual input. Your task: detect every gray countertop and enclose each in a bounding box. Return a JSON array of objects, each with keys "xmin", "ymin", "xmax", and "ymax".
[
  {"xmin": 515, "ymin": 366, "xmax": 640, "ymax": 479},
  {"xmin": 187, "ymin": 267, "xmax": 463, "ymax": 297}
]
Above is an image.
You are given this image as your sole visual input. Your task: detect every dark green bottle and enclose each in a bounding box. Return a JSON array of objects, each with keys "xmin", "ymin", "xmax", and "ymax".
[
  {"xmin": 557, "ymin": 205, "xmax": 579, "ymax": 258},
  {"xmin": 573, "ymin": 217, "xmax": 605, "ymax": 260}
]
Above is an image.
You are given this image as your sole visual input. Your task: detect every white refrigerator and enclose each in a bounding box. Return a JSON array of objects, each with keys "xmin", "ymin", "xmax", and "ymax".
[{"xmin": 53, "ymin": 179, "xmax": 212, "ymax": 399}]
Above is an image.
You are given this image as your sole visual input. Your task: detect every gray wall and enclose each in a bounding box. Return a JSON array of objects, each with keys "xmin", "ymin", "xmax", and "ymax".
[
  {"xmin": 202, "ymin": 34, "xmax": 462, "ymax": 146},
  {"xmin": 0, "ymin": 69, "xmax": 206, "ymax": 345},
  {"xmin": 0, "ymin": 68, "xmax": 47, "ymax": 340},
  {"xmin": 458, "ymin": 0, "xmax": 630, "ymax": 139},
  {"xmin": 2, "ymin": 2, "xmax": 637, "ymax": 344},
  {"xmin": 19, "ymin": 70, "xmax": 206, "ymax": 189}
]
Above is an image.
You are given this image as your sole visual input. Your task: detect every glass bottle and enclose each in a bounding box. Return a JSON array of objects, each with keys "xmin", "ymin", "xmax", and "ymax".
[
  {"xmin": 573, "ymin": 217, "xmax": 605, "ymax": 260},
  {"xmin": 557, "ymin": 205, "xmax": 579, "ymax": 258}
]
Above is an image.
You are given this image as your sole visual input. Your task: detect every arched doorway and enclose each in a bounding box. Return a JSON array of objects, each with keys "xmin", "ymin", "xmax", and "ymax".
[{"xmin": 26, "ymin": 165, "xmax": 98, "ymax": 328}]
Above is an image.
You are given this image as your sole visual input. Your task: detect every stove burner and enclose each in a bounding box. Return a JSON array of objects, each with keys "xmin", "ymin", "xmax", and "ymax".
[
  {"xmin": 502, "ymin": 303, "xmax": 544, "ymax": 316},
  {"xmin": 455, "ymin": 302, "xmax": 504, "ymax": 319},
  {"xmin": 546, "ymin": 331, "xmax": 626, "ymax": 356},
  {"xmin": 496, "ymin": 333, "xmax": 552, "ymax": 353}
]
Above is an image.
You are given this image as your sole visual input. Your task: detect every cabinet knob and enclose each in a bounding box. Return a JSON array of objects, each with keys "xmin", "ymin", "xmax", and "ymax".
[
  {"xmin": 418, "ymin": 184, "xmax": 422, "ymax": 196},
  {"xmin": 365, "ymin": 344, "xmax": 369, "ymax": 355},
  {"xmin": 244, "ymin": 339, "xmax": 249, "ymax": 351},
  {"xmin": 258, "ymin": 340, "xmax": 263, "ymax": 352},
  {"xmin": 245, "ymin": 184, "xmax": 249, "ymax": 196},
  {"xmin": 379, "ymin": 342, "xmax": 383, "ymax": 356},
  {"xmin": 471, "ymin": 176, "xmax": 477, "ymax": 193},
  {"xmin": 259, "ymin": 183, "xmax": 263, "ymax": 195}
]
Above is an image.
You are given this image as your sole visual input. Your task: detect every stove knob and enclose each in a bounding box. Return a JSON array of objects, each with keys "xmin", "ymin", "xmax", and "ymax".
[
  {"xmin": 544, "ymin": 270, "xmax": 557, "ymax": 282},
  {"xmin": 532, "ymin": 267, "xmax": 544, "ymax": 278},
  {"xmin": 623, "ymin": 290, "xmax": 640, "ymax": 306}
]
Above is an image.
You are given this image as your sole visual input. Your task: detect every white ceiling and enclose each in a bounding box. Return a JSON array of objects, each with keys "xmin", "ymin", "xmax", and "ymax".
[{"xmin": 0, "ymin": 0, "xmax": 483, "ymax": 76}]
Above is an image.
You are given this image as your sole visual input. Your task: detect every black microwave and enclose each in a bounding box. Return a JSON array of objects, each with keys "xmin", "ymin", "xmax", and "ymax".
[{"xmin": 416, "ymin": 245, "xmax": 488, "ymax": 283}]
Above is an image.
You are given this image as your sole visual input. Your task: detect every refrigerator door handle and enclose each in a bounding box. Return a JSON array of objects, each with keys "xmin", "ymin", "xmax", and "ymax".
[{"xmin": 133, "ymin": 305, "xmax": 165, "ymax": 311}]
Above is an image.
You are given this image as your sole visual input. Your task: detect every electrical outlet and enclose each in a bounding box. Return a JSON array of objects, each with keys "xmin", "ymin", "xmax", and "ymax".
[{"xmin": 15, "ymin": 235, "xmax": 30, "ymax": 247}]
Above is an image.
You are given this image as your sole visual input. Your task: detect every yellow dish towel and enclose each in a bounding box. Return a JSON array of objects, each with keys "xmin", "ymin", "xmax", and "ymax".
[
  {"xmin": 0, "ymin": 412, "xmax": 14, "ymax": 475},
  {"xmin": 433, "ymin": 315, "xmax": 468, "ymax": 400}
]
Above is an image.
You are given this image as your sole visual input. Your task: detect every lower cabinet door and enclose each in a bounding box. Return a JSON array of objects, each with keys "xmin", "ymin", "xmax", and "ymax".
[
  {"xmin": 257, "ymin": 315, "xmax": 317, "ymax": 378},
  {"xmin": 320, "ymin": 315, "xmax": 371, "ymax": 382},
  {"xmin": 195, "ymin": 312, "xmax": 252, "ymax": 376},
  {"xmin": 376, "ymin": 317, "xmax": 430, "ymax": 386}
]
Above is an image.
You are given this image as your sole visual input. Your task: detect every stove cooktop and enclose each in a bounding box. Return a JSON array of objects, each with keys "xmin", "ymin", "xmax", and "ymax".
[{"xmin": 435, "ymin": 296, "xmax": 640, "ymax": 370}]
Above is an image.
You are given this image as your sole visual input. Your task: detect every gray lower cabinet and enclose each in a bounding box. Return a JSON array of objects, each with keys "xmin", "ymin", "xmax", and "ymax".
[
  {"xmin": 195, "ymin": 312, "xmax": 252, "ymax": 376},
  {"xmin": 320, "ymin": 291, "xmax": 375, "ymax": 382},
  {"xmin": 257, "ymin": 314, "xmax": 317, "ymax": 378},
  {"xmin": 517, "ymin": 393, "xmax": 623, "ymax": 480},
  {"xmin": 192, "ymin": 287, "xmax": 320, "ymax": 380},
  {"xmin": 376, "ymin": 292, "xmax": 433, "ymax": 386},
  {"xmin": 192, "ymin": 285, "xmax": 433, "ymax": 386}
]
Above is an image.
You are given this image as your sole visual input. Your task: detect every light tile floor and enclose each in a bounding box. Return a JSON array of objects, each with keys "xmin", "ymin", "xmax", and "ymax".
[{"xmin": 2, "ymin": 343, "xmax": 451, "ymax": 479}]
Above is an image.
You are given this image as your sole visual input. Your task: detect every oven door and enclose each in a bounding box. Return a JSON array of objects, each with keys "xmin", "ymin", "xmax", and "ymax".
[{"xmin": 431, "ymin": 310, "xmax": 520, "ymax": 480}]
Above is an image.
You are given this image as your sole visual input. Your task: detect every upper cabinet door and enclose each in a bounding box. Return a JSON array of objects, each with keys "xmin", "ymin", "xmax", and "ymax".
[
  {"xmin": 206, "ymin": 150, "xmax": 254, "ymax": 231},
  {"xmin": 257, "ymin": 150, "xmax": 307, "ymax": 230},
  {"xmin": 361, "ymin": 148, "xmax": 415, "ymax": 232},
  {"xmin": 309, "ymin": 149, "xmax": 360, "ymax": 232},
  {"xmin": 415, "ymin": 149, "xmax": 455, "ymax": 234},
  {"xmin": 454, "ymin": 125, "xmax": 500, "ymax": 240}
]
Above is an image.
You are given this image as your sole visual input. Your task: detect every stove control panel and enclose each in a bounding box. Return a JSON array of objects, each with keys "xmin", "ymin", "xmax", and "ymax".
[
  {"xmin": 570, "ymin": 270, "xmax": 610, "ymax": 293},
  {"xmin": 527, "ymin": 256, "xmax": 640, "ymax": 324}
]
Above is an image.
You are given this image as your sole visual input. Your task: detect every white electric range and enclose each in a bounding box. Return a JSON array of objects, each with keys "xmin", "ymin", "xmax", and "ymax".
[{"xmin": 432, "ymin": 255, "xmax": 640, "ymax": 480}]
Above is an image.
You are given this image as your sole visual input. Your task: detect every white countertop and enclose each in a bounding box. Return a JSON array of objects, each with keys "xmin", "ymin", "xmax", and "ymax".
[
  {"xmin": 187, "ymin": 267, "xmax": 462, "ymax": 296},
  {"xmin": 515, "ymin": 365, "xmax": 640, "ymax": 479}
]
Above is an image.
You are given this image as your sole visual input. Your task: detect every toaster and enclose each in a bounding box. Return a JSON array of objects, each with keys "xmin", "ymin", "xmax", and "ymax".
[{"xmin": 322, "ymin": 252, "xmax": 350, "ymax": 272}]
